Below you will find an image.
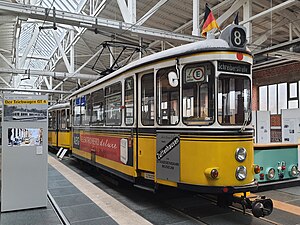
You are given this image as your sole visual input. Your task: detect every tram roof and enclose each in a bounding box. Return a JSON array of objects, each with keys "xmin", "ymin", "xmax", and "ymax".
[
  {"xmin": 48, "ymin": 102, "xmax": 70, "ymax": 111},
  {"xmin": 70, "ymin": 38, "xmax": 246, "ymax": 98}
]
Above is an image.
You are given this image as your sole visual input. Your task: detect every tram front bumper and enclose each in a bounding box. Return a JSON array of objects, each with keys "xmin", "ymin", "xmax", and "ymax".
[{"xmin": 177, "ymin": 181, "xmax": 258, "ymax": 194}]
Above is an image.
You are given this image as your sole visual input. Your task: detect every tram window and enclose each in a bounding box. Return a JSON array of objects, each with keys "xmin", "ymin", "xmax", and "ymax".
[
  {"xmin": 182, "ymin": 63, "xmax": 214, "ymax": 125},
  {"xmin": 48, "ymin": 112, "xmax": 52, "ymax": 128},
  {"xmin": 156, "ymin": 67, "xmax": 179, "ymax": 125},
  {"xmin": 218, "ymin": 74, "xmax": 251, "ymax": 125},
  {"xmin": 73, "ymin": 99, "xmax": 81, "ymax": 126},
  {"xmin": 105, "ymin": 82, "xmax": 122, "ymax": 126},
  {"xmin": 141, "ymin": 73, "xmax": 154, "ymax": 126},
  {"xmin": 58, "ymin": 110, "xmax": 61, "ymax": 130},
  {"xmin": 81, "ymin": 94, "xmax": 91, "ymax": 125},
  {"xmin": 61, "ymin": 110, "xmax": 67, "ymax": 129},
  {"xmin": 125, "ymin": 77, "xmax": 134, "ymax": 125},
  {"xmin": 52, "ymin": 111, "xmax": 57, "ymax": 129},
  {"xmin": 66, "ymin": 109, "xmax": 71, "ymax": 128},
  {"xmin": 91, "ymin": 89, "xmax": 104, "ymax": 125}
]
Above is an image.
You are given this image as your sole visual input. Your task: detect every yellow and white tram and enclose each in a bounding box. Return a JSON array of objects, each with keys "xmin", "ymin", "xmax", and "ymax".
[
  {"xmin": 48, "ymin": 102, "xmax": 71, "ymax": 150},
  {"xmin": 67, "ymin": 24, "xmax": 272, "ymax": 217}
]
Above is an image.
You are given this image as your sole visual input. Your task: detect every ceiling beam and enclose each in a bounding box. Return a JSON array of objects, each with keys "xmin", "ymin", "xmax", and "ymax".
[
  {"xmin": 0, "ymin": 52, "xmax": 14, "ymax": 69},
  {"xmin": 0, "ymin": 87, "xmax": 72, "ymax": 94},
  {"xmin": 148, "ymin": 0, "xmax": 234, "ymax": 49},
  {"xmin": 136, "ymin": 0, "xmax": 169, "ymax": 26},
  {"xmin": 240, "ymin": 0, "xmax": 298, "ymax": 25},
  {"xmin": 0, "ymin": 1, "xmax": 200, "ymax": 43},
  {"xmin": 19, "ymin": 25, "xmax": 39, "ymax": 68},
  {"xmin": 0, "ymin": 67, "xmax": 99, "ymax": 79},
  {"xmin": 0, "ymin": 76, "xmax": 12, "ymax": 87},
  {"xmin": 216, "ymin": 0, "xmax": 247, "ymax": 26},
  {"xmin": 253, "ymin": 37, "xmax": 300, "ymax": 55}
]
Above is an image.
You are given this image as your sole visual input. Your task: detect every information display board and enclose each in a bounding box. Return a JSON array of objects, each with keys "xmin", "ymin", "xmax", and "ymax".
[
  {"xmin": 252, "ymin": 111, "xmax": 270, "ymax": 144},
  {"xmin": 282, "ymin": 108, "xmax": 300, "ymax": 144},
  {"xmin": 1, "ymin": 94, "xmax": 48, "ymax": 212}
]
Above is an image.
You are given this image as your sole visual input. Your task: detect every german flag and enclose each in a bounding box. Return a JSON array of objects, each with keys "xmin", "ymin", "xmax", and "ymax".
[{"xmin": 201, "ymin": 4, "xmax": 219, "ymax": 37}]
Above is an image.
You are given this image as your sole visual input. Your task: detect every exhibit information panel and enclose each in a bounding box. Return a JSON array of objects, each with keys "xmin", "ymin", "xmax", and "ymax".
[{"xmin": 1, "ymin": 94, "xmax": 48, "ymax": 212}]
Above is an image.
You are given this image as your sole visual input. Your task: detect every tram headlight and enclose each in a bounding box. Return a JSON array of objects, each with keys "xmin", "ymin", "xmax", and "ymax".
[
  {"xmin": 289, "ymin": 165, "xmax": 299, "ymax": 177},
  {"xmin": 267, "ymin": 168, "xmax": 276, "ymax": 180},
  {"xmin": 236, "ymin": 166, "xmax": 247, "ymax": 180},
  {"xmin": 235, "ymin": 147, "xmax": 247, "ymax": 162}
]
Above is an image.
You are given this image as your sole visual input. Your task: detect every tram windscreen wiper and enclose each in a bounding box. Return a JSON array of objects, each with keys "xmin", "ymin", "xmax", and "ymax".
[{"xmin": 240, "ymin": 110, "xmax": 250, "ymax": 132}]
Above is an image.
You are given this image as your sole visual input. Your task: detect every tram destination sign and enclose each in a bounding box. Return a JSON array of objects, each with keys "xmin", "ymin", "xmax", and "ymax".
[{"xmin": 218, "ymin": 61, "xmax": 250, "ymax": 74}]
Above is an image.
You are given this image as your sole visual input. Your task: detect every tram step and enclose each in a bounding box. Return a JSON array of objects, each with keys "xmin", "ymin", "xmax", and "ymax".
[{"xmin": 133, "ymin": 184, "xmax": 155, "ymax": 193}]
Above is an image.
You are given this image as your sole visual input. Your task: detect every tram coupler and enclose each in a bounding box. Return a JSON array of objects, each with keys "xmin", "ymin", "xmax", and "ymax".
[{"xmin": 233, "ymin": 193, "xmax": 273, "ymax": 218}]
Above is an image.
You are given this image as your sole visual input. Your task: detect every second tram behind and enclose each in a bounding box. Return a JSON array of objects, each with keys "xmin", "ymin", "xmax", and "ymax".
[
  {"xmin": 51, "ymin": 24, "xmax": 274, "ymax": 217},
  {"xmin": 48, "ymin": 102, "xmax": 71, "ymax": 151},
  {"xmin": 254, "ymin": 143, "xmax": 299, "ymax": 183}
]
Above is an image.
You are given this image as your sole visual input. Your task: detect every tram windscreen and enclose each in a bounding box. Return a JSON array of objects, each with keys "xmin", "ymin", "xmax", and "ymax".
[
  {"xmin": 182, "ymin": 63, "xmax": 214, "ymax": 125},
  {"xmin": 217, "ymin": 74, "xmax": 251, "ymax": 125}
]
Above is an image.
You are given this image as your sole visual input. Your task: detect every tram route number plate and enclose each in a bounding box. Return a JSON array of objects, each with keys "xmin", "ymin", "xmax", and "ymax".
[{"xmin": 156, "ymin": 133, "xmax": 180, "ymax": 182}]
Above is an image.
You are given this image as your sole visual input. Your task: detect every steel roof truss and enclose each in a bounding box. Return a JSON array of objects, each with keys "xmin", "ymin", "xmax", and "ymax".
[
  {"xmin": 19, "ymin": 25, "xmax": 39, "ymax": 68},
  {"xmin": 0, "ymin": 2, "xmax": 199, "ymax": 42},
  {"xmin": 0, "ymin": 52, "xmax": 14, "ymax": 69},
  {"xmin": 52, "ymin": 30, "xmax": 72, "ymax": 72},
  {"xmin": 0, "ymin": 76, "xmax": 12, "ymax": 88},
  {"xmin": 136, "ymin": 0, "xmax": 168, "ymax": 26},
  {"xmin": 117, "ymin": 0, "xmax": 136, "ymax": 24},
  {"xmin": 53, "ymin": 46, "xmax": 104, "ymax": 90}
]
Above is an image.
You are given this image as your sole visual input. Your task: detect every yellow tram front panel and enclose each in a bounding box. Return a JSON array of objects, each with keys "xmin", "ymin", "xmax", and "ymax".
[{"xmin": 180, "ymin": 136, "xmax": 254, "ymax": 186}]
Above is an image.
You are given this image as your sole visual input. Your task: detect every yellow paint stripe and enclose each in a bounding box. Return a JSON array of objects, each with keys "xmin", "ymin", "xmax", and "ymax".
[{"xmin": 273, "ymin": 200, "xmax": 300, "ymax": 216}]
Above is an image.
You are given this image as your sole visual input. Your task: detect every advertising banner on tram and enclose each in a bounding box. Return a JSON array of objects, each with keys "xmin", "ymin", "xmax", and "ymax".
[{"xmin": 73, "ymin": 132, "xmax": 133, "ymax": 166}]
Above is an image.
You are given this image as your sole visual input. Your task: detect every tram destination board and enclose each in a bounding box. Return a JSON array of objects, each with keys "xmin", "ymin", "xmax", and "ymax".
[{"xmin": 217, "ymin": 61, "xmax": 250, "ymax": 74}]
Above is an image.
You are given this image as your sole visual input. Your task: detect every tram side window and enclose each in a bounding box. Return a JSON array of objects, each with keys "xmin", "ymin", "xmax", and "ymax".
[
  {"xmin": 82, "ymin": 94, "xmax": 92, "ymax": 125},
  {"xmin": 73, "ymin": 99, "xmax": 81, "ymax": 126},
  {"xmin": 141, "ymin": 73, "xmax": 154, "ymax": 126},
  {"xmin": 61, "ymin": 109, "xmax": 67, "ymax": 129},
  {"xmin": 105, "ymin": 82, "xmax": 122, "ymax": 126},
  {"xmin": 157, "ymin": 67, "xmax": 179, "ymax": 125},
  {"xmin": 52, "ymin": 111, "xmax": 57, "ymax": 129},
  {"xmin": 66, "ymin": 109, "xmax": 70, "ymax": 128},
  {"xmin": 48, "ymin": 112, "xmax": 52, "ymax": 128},
  {"xmin": 125, "ymin": 77, "xmax": 134, "ymax": 125},
  {"xmin": 91, "ymin": 89, "xmax": 104, "ymax": 125},
  {"xmin": 182, "ymin": 63, "xmax": 214, "ymax": 125},
  {"xmin": 57, "ymin": 110, "xmax": 61, "ymax": 130}
]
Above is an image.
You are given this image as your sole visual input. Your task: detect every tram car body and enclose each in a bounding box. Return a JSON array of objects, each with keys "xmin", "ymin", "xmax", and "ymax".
[
  {"xmin": 254, "ymin": 143, "xmax": 299, "ymax": 183},
  {"xmin": 48, "ymin": 102, "xmax": 71, "ymax": 150},
  {"xmin": 61, "ymin": 25, "xmax": 272, "ymax": 217}
]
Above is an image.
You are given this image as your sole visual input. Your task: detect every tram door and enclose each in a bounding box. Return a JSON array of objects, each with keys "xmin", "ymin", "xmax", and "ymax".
[
  {"xmin": 138, "ymin": 68, "xmax": 180, "ymax": 182},
  {"xmin": 138, "ymin": 73, "xmax": 156, "ymax": 173},
  {"xmin": 156, "ymin": 66, "xmax": 180, "ymax": 182}
]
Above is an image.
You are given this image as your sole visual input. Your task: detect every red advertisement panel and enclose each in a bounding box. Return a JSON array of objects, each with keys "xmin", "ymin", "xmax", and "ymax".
[{"xmin": 80, "ymin": 133, "xmax": 121, "ymax": 163}]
